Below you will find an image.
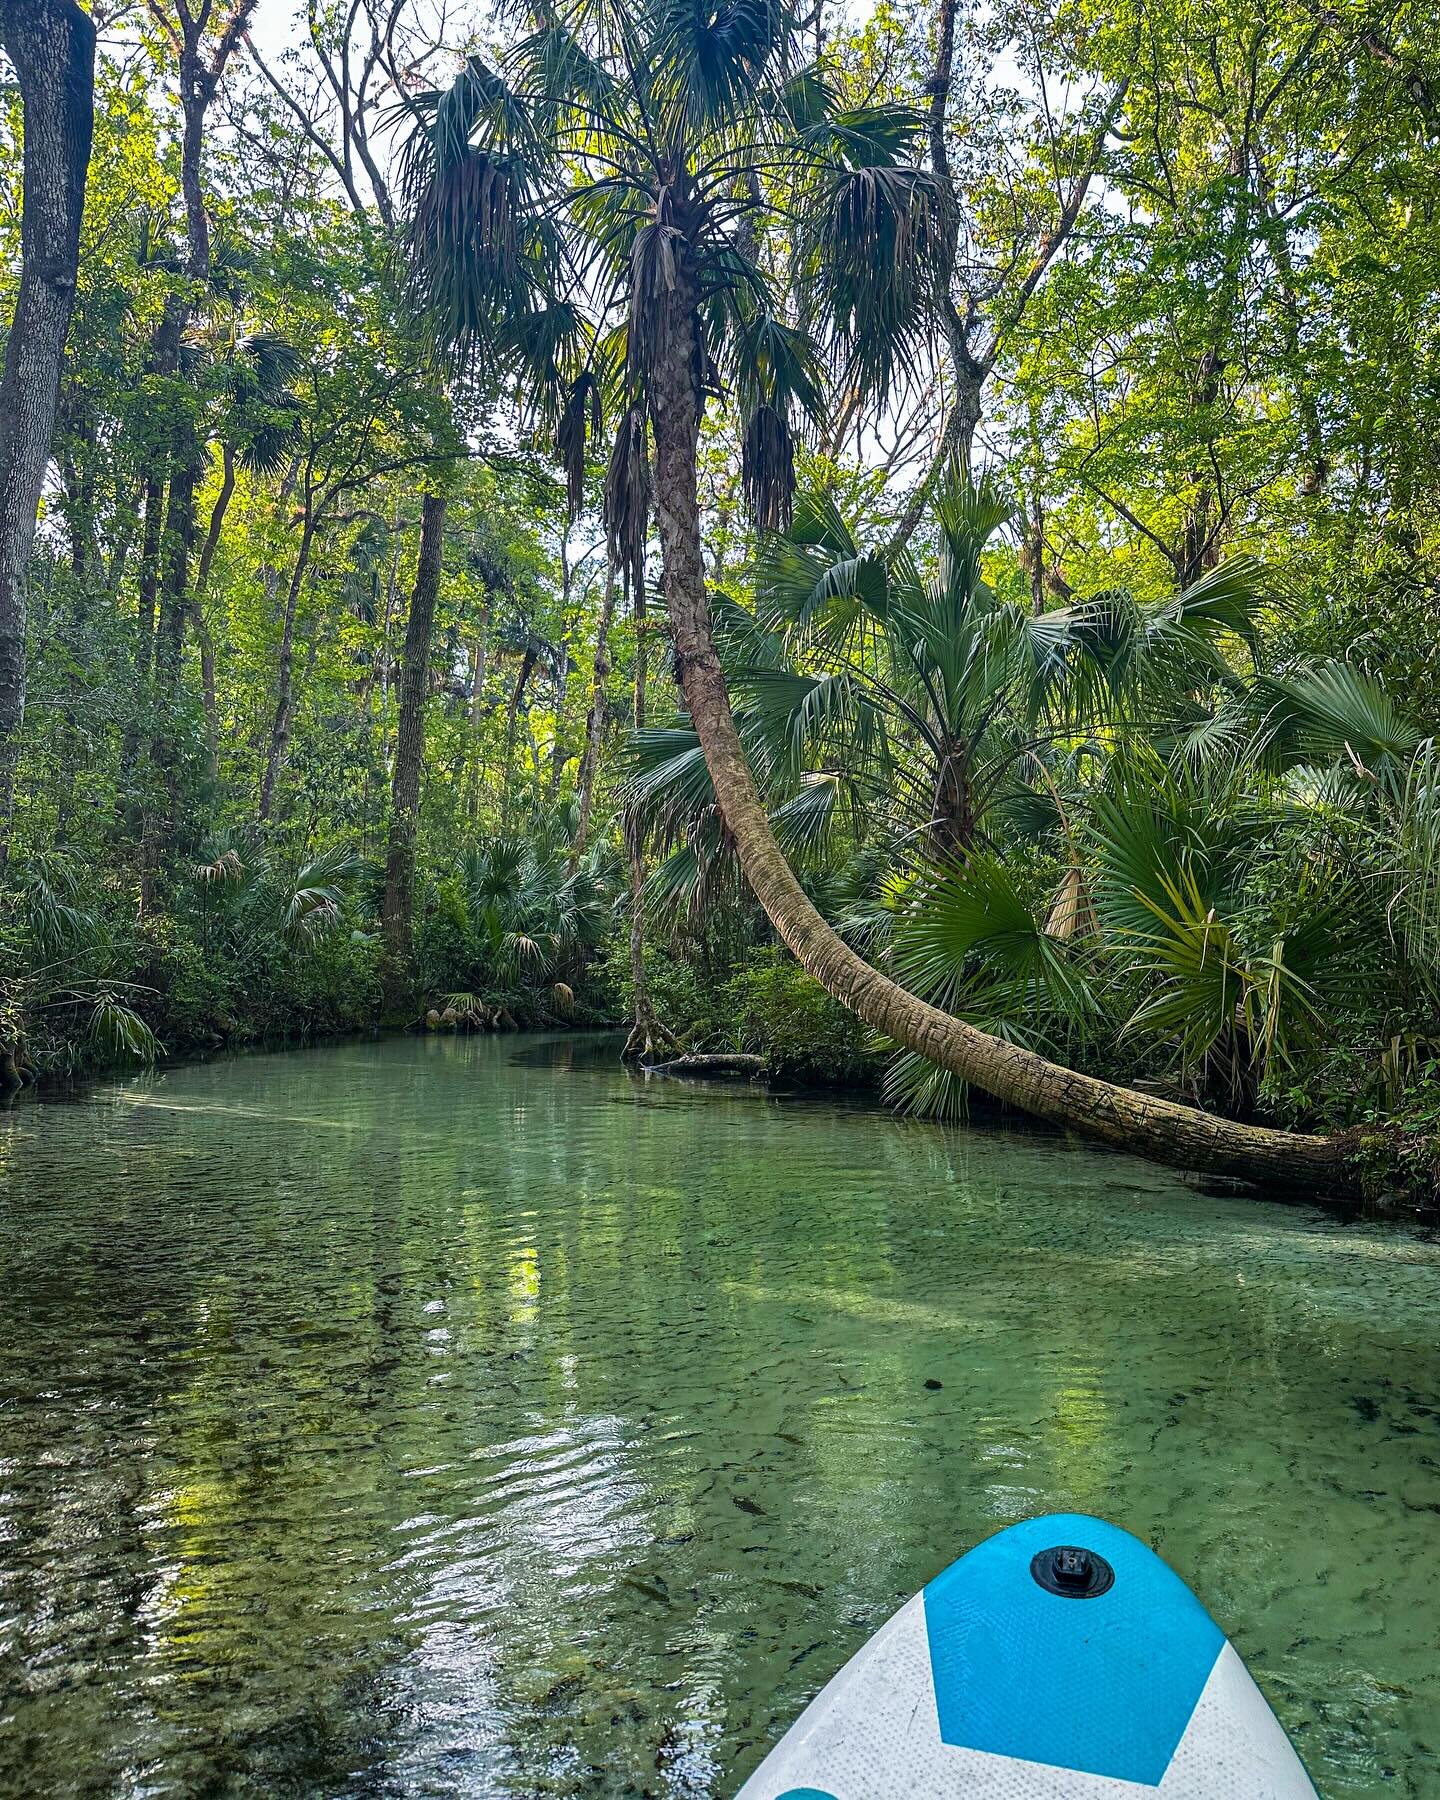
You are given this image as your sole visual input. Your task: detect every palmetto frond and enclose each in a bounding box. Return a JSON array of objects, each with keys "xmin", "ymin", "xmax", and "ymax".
[
  {"xmin": 86, "ymin": 991, "xmax": 161, "ymax": 1063},
  {"xmin": 807, "ymin": 161, "xmax": 946, "ymax": 406},
  {"xmin": 447, "ymin": 836, "xmax": 613, "ymax": 983},
  {"xmin": 1372, "ymin": 739, "xmax": 1440, "ymax": 1000},
  {"xmin": 1252, "ymin": 660, "xmax": 1422, "ymax": 776},
  {"xmin": 8, "ymin": 848, "xmax": 99, "ymax": 960},
  {"xmin": 651, "ymin": 0, "xmax": 790, "ymax": 135},
  {"xmin": 893, "ymin": 855, "xmax": 1097, "ymax": 1026},
  {"xmin": 282, "ymin": 846, "xmax": 364, "ymax": 947},
  {"xmin": 401, "ymin": 57, "xmax": 557, "ymax": 370}
]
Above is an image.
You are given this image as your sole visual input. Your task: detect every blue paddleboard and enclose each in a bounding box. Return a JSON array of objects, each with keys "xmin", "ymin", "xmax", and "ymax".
[{"xmin": 739, "ymin": 1514, "xmax": 1317, "ymax": 1798}]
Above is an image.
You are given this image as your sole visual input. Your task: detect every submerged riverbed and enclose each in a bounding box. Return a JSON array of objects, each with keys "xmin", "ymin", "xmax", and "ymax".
[{"xmin": 1, "ymin": 1035, "xmax": 1438, "ymax": 1798}]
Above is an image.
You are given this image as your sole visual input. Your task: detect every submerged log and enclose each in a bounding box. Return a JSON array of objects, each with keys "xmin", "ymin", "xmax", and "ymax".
[{"xmin": 645, "ymin": 1052, "xmax": 767, "ymax": 1078}]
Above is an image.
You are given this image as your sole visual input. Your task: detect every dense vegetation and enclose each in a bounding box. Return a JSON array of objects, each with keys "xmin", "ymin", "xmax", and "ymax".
[{"xmin": 0, "ymin": 0, "xmax": 1436, "ymax": 1195}]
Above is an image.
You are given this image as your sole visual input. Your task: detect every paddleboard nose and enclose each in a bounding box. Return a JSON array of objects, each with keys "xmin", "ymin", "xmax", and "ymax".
[{"xmin": 739, "ymin": 1512, "xmax": 1318, "ymax": 1798}]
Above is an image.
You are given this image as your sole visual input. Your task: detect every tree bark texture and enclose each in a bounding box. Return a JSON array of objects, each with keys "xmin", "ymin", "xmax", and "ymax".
[
  {"xmin": 259, "ymin": 514, "xmax": 317, "ymax": 822},
  {"xmin": 0, "ymin": 0, "xmax": 95, "ymax": 862}
]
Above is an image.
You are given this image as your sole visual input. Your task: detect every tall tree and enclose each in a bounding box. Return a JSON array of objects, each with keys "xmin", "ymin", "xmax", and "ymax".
[
  {"xmin": 885, "ymin": 1, "xmax": 1125, "ymax": 551},
  {"xmin": 381, "ymin": 491, "xmax": 446, "ymax": 1014},
  {"xmin": 136, "ymin": 0, "xmax": 255, "ymax": 895},
  {"xmin": 570, "ymin": 561, "xmax": 617, "ymax": 867},
  {"xmin": 0, "ymin": 0, "xmax": 95, "ymax": 864}
]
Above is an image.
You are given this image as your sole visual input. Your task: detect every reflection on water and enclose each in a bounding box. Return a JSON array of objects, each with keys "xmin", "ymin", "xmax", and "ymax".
[{"xmin": 1, "ymin": 1034, "xmax": 1438, "ymax": 1798}]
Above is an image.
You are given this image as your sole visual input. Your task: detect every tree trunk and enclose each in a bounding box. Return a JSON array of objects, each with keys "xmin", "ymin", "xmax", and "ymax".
[
  {"xmin": 192, "ymin": 444, "xmax": 234, "ymax": 783},
  {"xmin": 619, "ymin": 547, "xmax": 666, "ymax": 1061},
  {"xmin": 377, "ymin": 505, "xmax": 404, "ymax": 761},
  {"xmin": 258, "ymin": 513, "xmax": 317, "ymax": 823},
  {"xmin": 139, "ymin": 453, "xmax": 197, "ymax": 911},
  {"xmin": 646, "ymin": 260, "xmax": 1353, "ymax": 1196},
  {"xmin": 633, "ymin": 581, "xmax": 649, "ymax": 732},
  {"xmin": 570, "ymin": 560, "xmax": 617, "ymax": 868},
  {"xmin": 620, "ymin": 830, "xmax": 676, "ymax": 1064},
  {"xmin": 464, "ymin": 600, "xmax": 490, "ymax": 822},
  {"xmin": 133, "ymin": 472, "xmax": 166, "ymax": 678},
  {"xmin": 381, "ymin": 492, "xmax": 445, "ymax": 1015},
  {"xmin": 547, "ymin": 637, "xmax": 571, "ymax": 802},
  {"xmin": 928, "ymin": 736, "xmax": 976, "ymax": 862},
  {"xmin": 118, "ymin": 470, "xmax": 167, "ymax": 825},
  {"xmin": 0, "ymin": 0, "xmax": 96, "ymax": 864},
  {"xmin": 884, "ymin": 365, "xmax": 982, "ymax": 560},
  {"xmin": 501, "ymin": 640, "xmax": 536, "ymax": 829}
]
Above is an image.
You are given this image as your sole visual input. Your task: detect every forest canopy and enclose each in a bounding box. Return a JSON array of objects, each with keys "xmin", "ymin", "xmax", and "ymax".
[{"xmin": 0, "ymin": 0, "xmax": 1436, "ymax": 1195}]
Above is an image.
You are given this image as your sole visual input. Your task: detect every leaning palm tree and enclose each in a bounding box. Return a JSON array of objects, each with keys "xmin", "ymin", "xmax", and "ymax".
[{"xmin": 400, "ymin": 0, "xmax": 1350, "ymax": 1189}]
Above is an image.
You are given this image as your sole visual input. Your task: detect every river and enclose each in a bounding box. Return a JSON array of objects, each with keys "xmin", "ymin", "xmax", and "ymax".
[{"xmin": 1, "ymin": 1034, "xmax": 1437, "ymax": 1797}]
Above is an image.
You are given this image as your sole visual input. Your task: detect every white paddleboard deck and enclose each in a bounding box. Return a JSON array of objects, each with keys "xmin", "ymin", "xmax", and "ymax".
[{"xmin": 738, "ymin": 1514, "xmax": 1317, "ymax": 1799}]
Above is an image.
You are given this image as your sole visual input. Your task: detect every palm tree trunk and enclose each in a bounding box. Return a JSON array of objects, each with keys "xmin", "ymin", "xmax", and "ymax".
[
  {"xmin": 633, "ymin": 581, "xmax": 649, "ymax": 732},
  {"xmin": 620, "ymin": 824, "xmax": 676, "ymax": 1064},
  {"xmin": 381, "ymin": 493, "xmax": 445, "ymax": 1015},
  {"xmin": 929, "ymin": 736, "xmax": 976, "ymax": 862},
  {"xmin": 618, "ymin": 549, "xmax": 664, "ymax": 1060},
  {"xmin": 0, "ymin": 0, "xmax": 95, "ymax": 865},
  {"xmin": 646, "ymin": 266, "xmax": 1353, "ymax": 1194}
]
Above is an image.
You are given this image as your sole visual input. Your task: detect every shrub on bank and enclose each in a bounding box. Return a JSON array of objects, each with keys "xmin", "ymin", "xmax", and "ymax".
[
  {"xmin": 720, "ymin": 950, "xmax": 878, "ymax": 1084},
  {"xmin": 611, "ymin": 933, "xmax": 877, "ymax": 1086},
  {"xmin": 1349, "ymin": 1063, "xmax": 1440, "ymax": 1212}
]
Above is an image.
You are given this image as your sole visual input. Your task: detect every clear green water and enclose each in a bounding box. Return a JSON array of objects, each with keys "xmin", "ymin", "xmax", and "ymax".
[{"xmin": 2, "ymin": 1035, "xmax": 1439, "ymax": 1798}]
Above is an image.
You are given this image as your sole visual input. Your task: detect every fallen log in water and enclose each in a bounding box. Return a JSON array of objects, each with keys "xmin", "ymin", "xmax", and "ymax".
[{"xmin": 644, "ymin": 1052, "xmax": 768, "ymax": 1078}]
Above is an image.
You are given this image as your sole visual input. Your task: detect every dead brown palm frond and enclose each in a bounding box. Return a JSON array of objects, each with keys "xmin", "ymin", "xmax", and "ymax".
[
  {"xmin": 1043, "ymin": 865, "xmax": 1099, "ymax": 941},
  {"xmin": 556, "ymin": 372, "xmax": 603, "ymax": 517},
  {"xmin": 627, "ymin": 218, "xmax": 686, "ymax": 383},
  {"xmin": 741, "ymin": 401, "xmax": 795, "ymax": 531},
  {"xmin": 606, "ymin": 404, "xmax": 652, "ymax": 599},
  {"xmin": 192, "ymin": 848, "xmax": 244, "ymax": 884}
]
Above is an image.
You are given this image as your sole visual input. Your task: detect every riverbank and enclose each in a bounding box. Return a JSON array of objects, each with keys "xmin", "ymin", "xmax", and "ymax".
[{"xmin": 5, "ymin": 906, "xmax": 1436, "ymax": 1214}]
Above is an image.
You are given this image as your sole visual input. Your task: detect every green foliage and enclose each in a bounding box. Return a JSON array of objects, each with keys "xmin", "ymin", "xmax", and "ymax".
[
  {"xmin": 417, "ymin": 838, "xmax": 620, "ymax": 1021},
  {"xmin": 722, "ymin": 950, "xmax": 877, "ymax": 1083},
  {"xmin": 602, "ymin": 936, "xmax": 726, "ymax": 1047},
  {"xmin": 1349, "ymin": 1064, "xmax": 1440, "ymax": 1212}
]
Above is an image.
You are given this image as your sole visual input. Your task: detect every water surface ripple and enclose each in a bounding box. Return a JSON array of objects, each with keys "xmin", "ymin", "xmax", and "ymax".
[{"xmin": 1, "ymin": 1035, "xmax": 1438, "ymax": 1797}]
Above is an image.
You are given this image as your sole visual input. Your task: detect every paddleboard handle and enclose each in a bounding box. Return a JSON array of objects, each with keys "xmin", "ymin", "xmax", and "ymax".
[{"xmin": 1030, "ymin": 1543, "xmax": 1115, "ymax": 1599}]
